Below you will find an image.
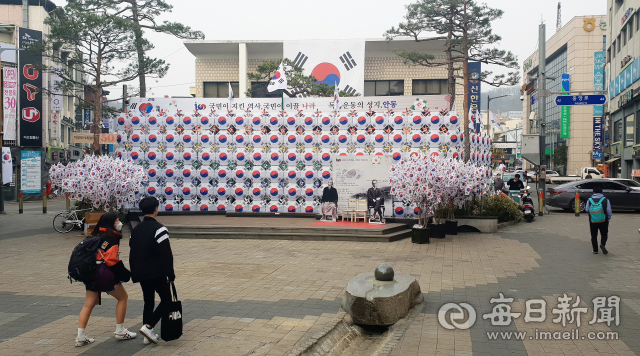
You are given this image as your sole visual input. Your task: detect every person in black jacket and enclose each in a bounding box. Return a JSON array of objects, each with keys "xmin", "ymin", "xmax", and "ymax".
[
  {"xmin": 130, "ymin": 197, "xmax": 175, "ymax": 344},
  {"xmin": 76, "ymin": 213, "xmax": 136, "ymax": 346},
  {"xmin": 320, "ymin": 180, "xmax": 338, "ymax": 221}
]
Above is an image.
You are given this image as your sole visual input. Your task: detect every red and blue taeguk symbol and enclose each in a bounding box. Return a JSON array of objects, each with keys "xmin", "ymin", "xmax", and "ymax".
[
  {"xmin": 130, "ymin": 151, "xmax": 139, "ymax": 160},
  {"xmin": 218, "ymin": 188, "xmax": 226, "ymax": 196},
  {"xmin": 165, "ymin": 186, "xmax": 174, "ymax": 195},
  {"xmin": 270, "ymin": 170, "xmax": 279, "ymax": 179},
  {"xmin": 394, "ymin": 116, "xmax": 403, "ymax": 125},
  {"xmin": 218, "ymin": 135, "xmax": 227, "ymax": 143},
  {"xmin": 251, "ymin": 205, "xmax": 260, "ymax": 213},
  {"xmin": 148, "ymin": 169, "xmax": 157, "ymax": 177},
  {"xmin": 305, "ymin": 188, "xmax": 314, "ymax": 197},
  {"xmin": 165, "ymin": 168, "xmax": 174, "ymax": 177},
  {"xmin": 218, "ymin": 116, "xmax": 227, "ymax": 125},
  {"xmin": 392, "ymin": 152, "xmax": 402, "ymax": 161},
  {"xmin": 165, "ymin": 204, "xmax": 174, "ymax": 211},
  {"xmin": 431, "ymin": 115, "xmax": 440, "ymax": 125},
  {"xmin": 183, "ymin": 116, "xmax": 192, "ymax": 125},
  {"xmin": 375, "ymin": 116, "xmax": 384, "ymax": 125},
  {"xmin": 218, "ymin": 169, "xmax": 227, "ymax": 178},
  {"xmin": 288, "ymin": 188, "xmax": 297, "ymax": 196},
  {"xmin": 288, "ymin": 153, "xmax": 297, "ymax": 161},
  {"xmin": 217, "ymin": 204, "xmax": 226, "ymax": 211},
  {"xmin": 305, "ymin": 206, "xmax": 314, "ymax": 213},
  {"xmin": 339, "ymin": 116, "xmax": 348, "ymax": 125},
  {"xmin": 147, "ymin": 152, "xmax": 157, "ymax": 160},
  {"xmin": 166, "ymin": 116, "xmax": 174, "ymax": 125},
  {"xmin": 338, "ymin": 135, "xmax": 347, "ymax": 143},
  {"xmin": 412, "ymin": 134, "xmax": 421, "ymax": 143},
  {"xmin": 322, "ymin": 117, "xmax": 331, "ymax": 125},
  {"xmin": 182, "ymin": 169, "xmax": 191, "ymax": 177},
  {"xmin": 305, "ymin": 171, "xmax": 314, "ymax": 179},
  {"xmin": 147, "ymin": 186, "xmax": 156, "ymax": 195},
  {"xmin": 165, "ymin": 134, "xmax": 174, "ymax": 143},
  {"xmin": 413, "ymin": 116, "xmax": 422, "ymax": 124},
  {"xmin": 395, "ymin": 207, "xmax": 404, "ymax": 215},
  {"xmin": 200, "ymin": 204, "xmax": 209, "ymax": 211},
  {"xmin": 236, "ymin": 116, "xmax": 244, "ymax": 125},
  {"xmin": 183, "ymin": 152, "xmax": 192, "ymax": 161},
  {"xmin": 219, "ymin": 152, "xmax": 228, "ymax": 161},
  {"xmin": 148, "ymin": 134, "xmax": 157, "ymax": 143},
  {"xmin": 358, "ymin": 116, "xmax": 366, "ymax": 125},
  {"xmin": 312, "ymin": 62, "xmax": 341, "ymax": 86},
  {"xmin": 304, "ymin": 135, "xmax": 313, "ymax": 143},
  {"xmin": 183, "ymin": 134, "xmax": 192, "ymax": 143},
  {"xmin": 131, "ymin": 117, "xmax": 140, "ymax": 125},
  {"xmin": 322, "ymin": 171, "xmax": 331, "ymax": 179},
  {"xmin": 270, "ymin": 188, "xmax": 279, "ymax": 196},
  {"xmin": 253, "ymin": 152, "xmax": 262, "ymax": 161},
  {"xmin": 182, "ymin": 187, "xmax": 191, "ymax": 196},
  {"xmin": 288, "ymin": 135, "xmax": 296, "ymax": 143},
  {"xmin": 252, "ymin": 188, "xmax": 261, "ymax": 196},
  {"xmin": 253, "ymin": 135, "xmax": 262, "ymax": 143},
  {"xmin": 236, "ymin": 152, "xmax": 245, "ymax": 161},
  {"xmin": 253, "ymin": 117, "xmax": 261, "ymax": 125},
  {"xmin": 288, "ymin": 206, "xmax": 296, "ymax": 213},
  {"xmin": 430, "ymin": 133, "xmax": 440, "ymax": 143},
  {"xmin": 270, "ymin": 117, "xmax": 278, "ymax": 125},
  {"xmin": 357, "ymin": 135, "xmax": 366, "ymax": 143},
  {"xmin": 322, "ymin": 153, "xmax": 331, "ymax": 161},
  {"xmin": 304, "ymin": 153, "xmax": 313, "ymax": 161},
  {"xmin": 131, "ymin": 134, "xmax": 140, "ymax": 142},
  {"xmin": 236, "ymin": 170, "xmax": 244, "ymax": 178},
  {"xmin": 200, "ymin": 187, "xmax": 209, "ymax": 196},
  {"xmin": 252, "ymin": 170, "xmax": 261, "ymax": 178},
  {"xmin": 148, "ymin": 116, "xmax": 157, "ymax": 125},
  {"xmin": 393, "ymin": 134, "xmax": 402, "ymax": 143},
  {"xmin": 166, "ymin": 152, "xmax": 175, "ymax": 161},
  {"xmin": 200, "ymin": 134, "xmax": 210, "ymax": 143},
  {"xmin": 287, "ymin": 117, "xmax": 296, "ymax": 125},
  {"xmin": 305, "ymin": 117, "xmax": 313, "ymax": 125},
  {"xmin": 200, "ymin": 169, "xmax": 209, "ymax": 178},
  {"xmin": 118, "ymin": 117, "xmax": 125, "ymax": 125},
  {"xmin": 182, "ymin": 204, "xmax": 191, "ymax": 211},
  {"xmin": 201, "ymin": 116, "xmax": 209, "ymax": 125},
  {"xmin": 449, "ymin": 115, "xmax": 459, "ymax": 125},
  {"xmin": 375, "ymin": 134, "xmax": 384, "ymax": 143},
  {"xmin": 288, "ymin": 170, "xmax": 296, "ymax": 179},
  {"xmin": 235, "ymin": 188, "xmax": 244, "ymax": 196},
  {"xmin": 236, "ymin": 135, "xmax": 244, "ymax": 143},
  {"xmin": 321, "ymin": 135, "xmax": 330, "ymax": 143},
  {"xmin": 270, "ymin": 205, "xmax": 278, "ymax": 213},
  {"xmin": 270, "ymin": 153, "xmax": 280, "ymax": 161},
  {"xmin": 270, "ymin": 135, "xmax": 279, "ymax": 143}
]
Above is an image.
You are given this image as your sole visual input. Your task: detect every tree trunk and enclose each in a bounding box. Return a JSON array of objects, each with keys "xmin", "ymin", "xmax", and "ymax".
[
  {"xmin": 462, "ymin": 1, "xmax": 470, "ymax": 162},
  {"xmin": 131, "ymin": 1, "xmax": 146, "ymax": 97},
  {"xmin": 92, "ymin": 86, "xmax": 103, "ymax": 154},
  {"xmin": 446, "ymin": 6, "xmax": 456, "ymax": 110}
]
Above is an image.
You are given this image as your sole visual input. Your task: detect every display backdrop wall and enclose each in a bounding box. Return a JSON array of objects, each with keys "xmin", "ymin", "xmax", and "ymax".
[{"xmin": 116, "ymin": 96, "xmax": 493, "ymax": 216}]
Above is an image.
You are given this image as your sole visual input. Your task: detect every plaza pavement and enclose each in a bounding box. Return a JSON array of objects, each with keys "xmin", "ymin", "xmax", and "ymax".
[{"xmin": 0, "ymin": 198, "xmax": 638, "ymax": 355}]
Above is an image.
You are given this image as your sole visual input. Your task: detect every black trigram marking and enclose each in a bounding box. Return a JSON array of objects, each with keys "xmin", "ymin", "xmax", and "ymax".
[
  {"xmin": 344, "ymin": 85, "xmax": 357, "ymax": 95},
  {"xmin": 292, "ymin": 52, "xmax": 308, "ymax": 68},
  {"xmin": 278, "ymin": 78, "xmax": 284, "ymax": 84},
  {"xmin": 339, "ymin": 52, "xmax": 357, "ymax": 71}
]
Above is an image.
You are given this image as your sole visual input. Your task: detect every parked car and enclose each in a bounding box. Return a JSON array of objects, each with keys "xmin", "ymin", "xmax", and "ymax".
[
  {"xmin": 549, "ymin": 167, "xmax": 604, "ymax": 184},
  {"xmin": 546, "ymin": 179, "xmax": 640, "ymax": 211},
  {"xmin": 527, "ymin": 170, "xmax": 559, "ymax": 183}
]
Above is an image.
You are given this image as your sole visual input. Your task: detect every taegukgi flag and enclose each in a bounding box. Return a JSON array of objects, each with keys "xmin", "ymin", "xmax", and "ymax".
[
  {"xmin": 2, "ymin": 147, "xmax": 12, "ymax": 185},
  {"xmin": 333, "ymin": 83, "xmax": 340, "ymax": 110},
  {"xmin": 228, "ymin": 82, "xmax": 234, "ymax": 100},
  {"xmin": 489, "ymin": 110, "xmax": 503, "ymax": 133},
  {"xmin": 268, "ymin": 62, "xmax": 288, "ymax": 92}
]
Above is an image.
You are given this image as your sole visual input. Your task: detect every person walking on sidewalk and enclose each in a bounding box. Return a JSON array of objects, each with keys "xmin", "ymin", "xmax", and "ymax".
[
  {"xmin": 493, "ymin": 173, "xmax": 505, "ymax": 193},
  {"xmin": 76, "ymin": 214, "xmax": 136, "ymax": 346},
  {"xmin": 130, "ymin": 197, "xmax": 175, "ymax": 345},
  {"xmin": 585, "ymin": 186, "xmax": 612, "ymax": 255}
]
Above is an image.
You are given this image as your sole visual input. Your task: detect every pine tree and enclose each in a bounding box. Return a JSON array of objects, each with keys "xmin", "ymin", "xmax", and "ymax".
[{"xmin": 387, "ymin": 0, "xmax": 519, "ymax": 160}]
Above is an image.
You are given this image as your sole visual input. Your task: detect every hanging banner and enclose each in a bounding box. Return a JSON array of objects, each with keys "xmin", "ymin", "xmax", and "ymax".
[
  {"xmin": 51, "ymin": 111, "xmax": 60, "ymax": 139},
  {"xmin": 2, "ymin": 147, "xmax": 12, "ymax": 185},
  {"xmin": 593, "ymin": 116, "xmax": 603, "ymax": 160},
  {"xmin": 593, "ymin": 51, "xmax": 605, "ymax": 116},
  {"xmin": 284, "ymin": 39, "xmax": 365, "ymax": 95},
  {"xmin": 467, "ymin": 62, "xmax": 481, "ymax": 115},
  {"xmin": 560, "ymin": 74, "xmax": 570, "ymax": 138},
  {"xmin": 51, "ymin": 68, "xmax": 63, "ymax": 111},
  {"xmin": 18, "ymin": 28, "xmax": 43, "ymax": 147},
  {"xmin": 3, "ymin": 67, "xmax": 18, "ymax": 141},
  {"xmin": 20, "ymin": 150, "xmax": 41, "ymax": 193}
]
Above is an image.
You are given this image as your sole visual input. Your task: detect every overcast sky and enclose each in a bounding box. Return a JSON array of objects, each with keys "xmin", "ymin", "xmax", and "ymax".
[{"xmin": 60, "ymin": 0, "xmax": 606, "ymax": 99}]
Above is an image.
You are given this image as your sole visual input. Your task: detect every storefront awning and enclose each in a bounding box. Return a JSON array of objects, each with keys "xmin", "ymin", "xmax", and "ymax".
[{"xmin": 605, "ymin": 157, "xmax": 620, "ymax": 164}]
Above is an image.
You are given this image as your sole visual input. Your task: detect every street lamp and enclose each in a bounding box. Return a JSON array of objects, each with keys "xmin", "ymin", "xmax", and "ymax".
[{"xmin": 486, "ymin": 94, "xmax": 514, "ymax": 135}]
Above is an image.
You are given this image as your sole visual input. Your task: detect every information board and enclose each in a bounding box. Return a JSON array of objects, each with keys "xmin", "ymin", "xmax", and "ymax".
[
  {"xmin": 333, "ymin": 155, "xmax": 393, "ymax": 216},
  {"xmin": 20, "ymin": 150, "xmax": 41, "ymax": 193}
]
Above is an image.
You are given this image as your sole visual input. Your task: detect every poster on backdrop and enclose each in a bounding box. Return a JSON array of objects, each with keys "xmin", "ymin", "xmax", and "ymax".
[
  {"xmin": 18, "ymin": 28, "xmax": 43, "ymax": 147},
  {"xmin": 2, "ymin": 147, "xmax": 12, "ymax": 185},
  {"xmin": 332, "ymin": 155, "xmax": 393, "ymax": 216},
  {"xmin": 284, "ymin": 39, "xmax": 365, "ymax": 95},
  {"xmin": 2, "ymin": 67, "xmax": 18, "ymax": 141},
  {"xmin": 20, "ymin": 150, "xmax": 41, "ymax": 193}
]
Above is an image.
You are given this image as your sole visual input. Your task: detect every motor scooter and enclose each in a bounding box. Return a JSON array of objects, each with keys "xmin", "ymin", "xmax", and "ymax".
[{"xmin": 520, "ymin": 186, "xmax": 535, "ymax": 222}]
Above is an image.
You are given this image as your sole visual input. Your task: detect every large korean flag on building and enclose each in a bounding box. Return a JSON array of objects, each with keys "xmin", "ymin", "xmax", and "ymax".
[{"xmin": 284, "ymin": 39, "xmax": 365, "ymax": 95}]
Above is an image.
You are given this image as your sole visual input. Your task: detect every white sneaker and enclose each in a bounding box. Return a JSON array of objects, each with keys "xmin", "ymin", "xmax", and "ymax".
[
  {"xmin": 115, "ymin": 328, "xmax": 137, "ymax": 340},
  {"xmin": 75, "ymin": 337, "xmax": 95, "ymax": 347},
  {"xmin": 140, "ymin": 325, "xmax": 158, "ymax": 344},
  {"xmin": 143, "ymin": 333, "xmax": 159, "ymax": 345}
]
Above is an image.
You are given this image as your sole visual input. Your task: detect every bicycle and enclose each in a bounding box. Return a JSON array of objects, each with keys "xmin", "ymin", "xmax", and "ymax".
[
  {"xmin": 53, "ymin": 208, "xmax": 91, "ymax": 233},
  {"xmin": 47, "ymin": 188, "xmax": 60, "ymax": 199}
]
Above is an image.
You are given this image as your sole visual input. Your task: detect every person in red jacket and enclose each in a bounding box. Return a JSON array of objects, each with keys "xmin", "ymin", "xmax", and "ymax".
[{"xmin": 75, "ymin": 213, "xmax": 137, "ymax": 346}]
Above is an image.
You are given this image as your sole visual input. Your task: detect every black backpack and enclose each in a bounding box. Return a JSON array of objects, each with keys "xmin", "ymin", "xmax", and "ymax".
[{"xmin": 68, "ymin": 236, "xmax": 101, "ymax": 283}]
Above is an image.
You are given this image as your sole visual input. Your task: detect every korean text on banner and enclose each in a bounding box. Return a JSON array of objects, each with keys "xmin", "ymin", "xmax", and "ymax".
[
  {"xmin": 51, "ymin": 111, "xmax": 60, "ymax": 139},
  {"xmin": 283, "ymin": 39, "xmax": 365, "ymax": 95},
  {"xmin": 2, "ymin": 67, "xmax": 18, "ymax": 141},
  {"xmin": 560, "ymin": 74, "xmax": 570, "ymax": 138},
  {"xmin": 20, "ymin": 150, "xmax": 41, "ymax": 193},
  {"xmin": 19, "ymin": 28, "xmax": 43, "ymax": 147},
  {"xmin": 468, "ymin": 62, "xmax": 481, "ymax": 115},
  {"xmin": 2, "ymin": 147, "xmax": 12, "ymax": 185},
  {"xmin": 593, "ymin": 51, "xmax": 605, "ymax": 117}
]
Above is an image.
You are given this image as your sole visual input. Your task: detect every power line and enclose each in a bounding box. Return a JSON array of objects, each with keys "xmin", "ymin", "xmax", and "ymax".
[
  {"xmin": 149, "ymin": 81, "xmax": 195, "ymax": 89},
  {"xmin": 161, "ymin": 46, "xmax": 186, "ymax": 60}
]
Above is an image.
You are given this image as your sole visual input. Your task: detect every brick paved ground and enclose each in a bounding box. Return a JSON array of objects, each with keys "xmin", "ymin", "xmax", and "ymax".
[{"xmin": 0, "ymin": 200, "xmax": 639, "ymax": 355}]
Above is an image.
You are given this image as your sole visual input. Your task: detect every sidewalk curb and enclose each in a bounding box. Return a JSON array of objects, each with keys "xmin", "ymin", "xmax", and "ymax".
[{"xmin": 498, "ymin": 219, "xmax": 521, "ymax": 229}]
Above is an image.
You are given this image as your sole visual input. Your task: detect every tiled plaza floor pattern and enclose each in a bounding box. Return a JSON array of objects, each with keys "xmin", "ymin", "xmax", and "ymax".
[{"xmin": 0, "ymin": 202, "xmax": 639, "ymax": 355}]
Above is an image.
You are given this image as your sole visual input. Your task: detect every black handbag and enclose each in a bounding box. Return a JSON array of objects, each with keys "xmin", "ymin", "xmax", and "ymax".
[{"xmin": 161, "ymin": 283, "xmax": 183, "ymax": 341}]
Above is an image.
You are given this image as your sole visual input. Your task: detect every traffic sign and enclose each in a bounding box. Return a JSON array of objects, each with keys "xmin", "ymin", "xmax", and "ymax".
[{"xmin": 555, "ymin": 95, "xmax": 606, "ymax": 106}]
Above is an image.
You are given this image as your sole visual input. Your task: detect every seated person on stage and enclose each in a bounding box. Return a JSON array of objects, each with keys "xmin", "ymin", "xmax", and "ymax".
[
  {"xmin": 367, "ymin": 180, "xmax": 385, "ymax": 224},
  {"xmin": 320, "ymin": 180, "xmax": 338, "ymax": 222}
]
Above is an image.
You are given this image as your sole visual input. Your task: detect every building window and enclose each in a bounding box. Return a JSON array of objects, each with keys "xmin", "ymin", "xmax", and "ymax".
[
  {"xmin": 203, "ymin": 82, "xmax": 239, "ymax": 98},
  {"xmin": 614, "ymin": 120, "xmax": 623, "ymax": 142},
  {"xmin": 607, "ymin": 48, "xmax": 611, "ymax": 63},
  {"xmin": 626, "ymin": 113, "xmax": 635, "ymax": 146},
  {"xmin": 617, "ymin": 34, "xmax": 621, "ymax": 52},
  {"xmin": 412, "ymin": 79, "xmax": 449, "ymax": 95},
  {"xmin": 622, "ymin": 27, "xmax": 627, "ymax": 46},
  {"xmin": 613, "ymin": 41, "xmax": 616, "ymax": 58},
  {"xmin": 364, "ymin": 80, "xmax": 404, "ymax": 96},
  {"xmin": 630, "ymin": 18, "xmax": 634, "ymax": 39},
  {"xmin": 249, "ymin": 82, "xmax": 282, "ymax": 98},
  {"xmin": 637, "ymin": 12, "xmax": 640, "ymax": 32}
]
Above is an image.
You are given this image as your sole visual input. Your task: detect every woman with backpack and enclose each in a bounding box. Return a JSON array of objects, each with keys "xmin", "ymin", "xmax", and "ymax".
[
  {"xmin": 585, "ymin": 186, "xmax": 613, "ymax": 255},
  {"xmin": 76, "ymin": 213, "xmax": 137, "ymax": 346}
]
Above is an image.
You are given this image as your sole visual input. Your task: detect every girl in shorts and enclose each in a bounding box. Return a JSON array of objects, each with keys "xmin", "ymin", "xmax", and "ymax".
[{"xmin": 76, "ymin": 213, "xmax": 137, "ymax": 346}]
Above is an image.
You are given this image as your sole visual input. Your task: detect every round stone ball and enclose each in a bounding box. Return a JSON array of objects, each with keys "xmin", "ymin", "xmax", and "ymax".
[{"xmin": 375, "ymin": 264, "xmax": 394, "ymax": 281}]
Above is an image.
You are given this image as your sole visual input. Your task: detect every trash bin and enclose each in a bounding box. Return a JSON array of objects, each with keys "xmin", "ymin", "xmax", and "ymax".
[{"xmin": 509, "ymin": 190, "xmax": 521, "ymax": 204}]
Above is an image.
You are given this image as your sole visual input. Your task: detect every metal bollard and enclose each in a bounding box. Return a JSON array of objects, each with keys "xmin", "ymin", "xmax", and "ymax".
[
  {"xmin": 575, "ymin": 192, "xmax": 580, "ymax": 217},
  {"xmin": 19, "ymin": 191, "xmax": 23, "ymax": 214},
  {"xmin": 42, "ymin": 188, "xmax": 47, "ymax": 214},
  {"xmin": 538, "ymin": 191, "xmax": 543, "ymax": 216}
]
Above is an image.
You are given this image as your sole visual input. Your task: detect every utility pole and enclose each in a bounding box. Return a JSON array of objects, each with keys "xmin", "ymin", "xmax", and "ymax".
[{"xmin": 539, "ymin": 23, "xmax": 547, "ymax": 216}]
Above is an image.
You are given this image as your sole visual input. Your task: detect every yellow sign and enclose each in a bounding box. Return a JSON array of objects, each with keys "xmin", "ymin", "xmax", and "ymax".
[
  {"xmin": 584, "ymin": 18, "xmax": 596, "ymax": 32},
  {"xmin": 72, "ymin": 133, "xmax": 118, "ymax": 145}
]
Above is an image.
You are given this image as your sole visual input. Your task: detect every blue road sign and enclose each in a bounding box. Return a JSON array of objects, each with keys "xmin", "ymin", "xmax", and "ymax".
[{"xmin": 555, "ymin": 95, "xmax": 606, "ymax": 106}]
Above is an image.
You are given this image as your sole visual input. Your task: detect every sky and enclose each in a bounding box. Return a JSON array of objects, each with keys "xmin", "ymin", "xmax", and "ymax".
[{"xmin": 57, "ymin": 0, "xmax": 607, "ymax": 99}]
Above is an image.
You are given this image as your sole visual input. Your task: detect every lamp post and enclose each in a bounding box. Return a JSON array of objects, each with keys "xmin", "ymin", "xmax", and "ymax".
[
  {"xmin": 0, "ymin": 130, "xmax": 4, "ymax": 214},
  {"xmin": 486, "ymin": 94, "xmax": 514, "ymax": 135}
]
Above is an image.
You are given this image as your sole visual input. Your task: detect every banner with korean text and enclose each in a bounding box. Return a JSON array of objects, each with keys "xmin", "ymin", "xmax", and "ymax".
[
  {"xmin": 560, "ymin": 74, "xmax": 570, "ymax": 138},
  {"xmin": 467, "ymin": 62, "xmax": 481, "ymax": 115},
  {"xmin": 18, "ymin": 28, "xmax": 43, "ymax": 147},
  {"xmin": 2, "ymin": 67, "xmax": 17, "ymax": 141}
]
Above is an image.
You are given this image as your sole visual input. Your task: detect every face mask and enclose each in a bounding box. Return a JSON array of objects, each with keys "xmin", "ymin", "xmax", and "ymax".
[{"xmin": 115, "ymin": 222, "xmax": 123, "ymax": 231}]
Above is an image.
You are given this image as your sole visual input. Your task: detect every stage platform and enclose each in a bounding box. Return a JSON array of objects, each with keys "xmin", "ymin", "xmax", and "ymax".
[{"xmin": 151, "ymin": 215, "xmax": 412, "ymax": 242}]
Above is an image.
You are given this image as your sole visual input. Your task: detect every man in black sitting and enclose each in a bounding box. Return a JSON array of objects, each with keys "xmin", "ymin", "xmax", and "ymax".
[
  {"xmin": 320, "ymin": 180, "xmax": 338, "ymax": 222},
  {"xmin": 367, "ymin": 180, "xmax": 385, "ymax": 224}
]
